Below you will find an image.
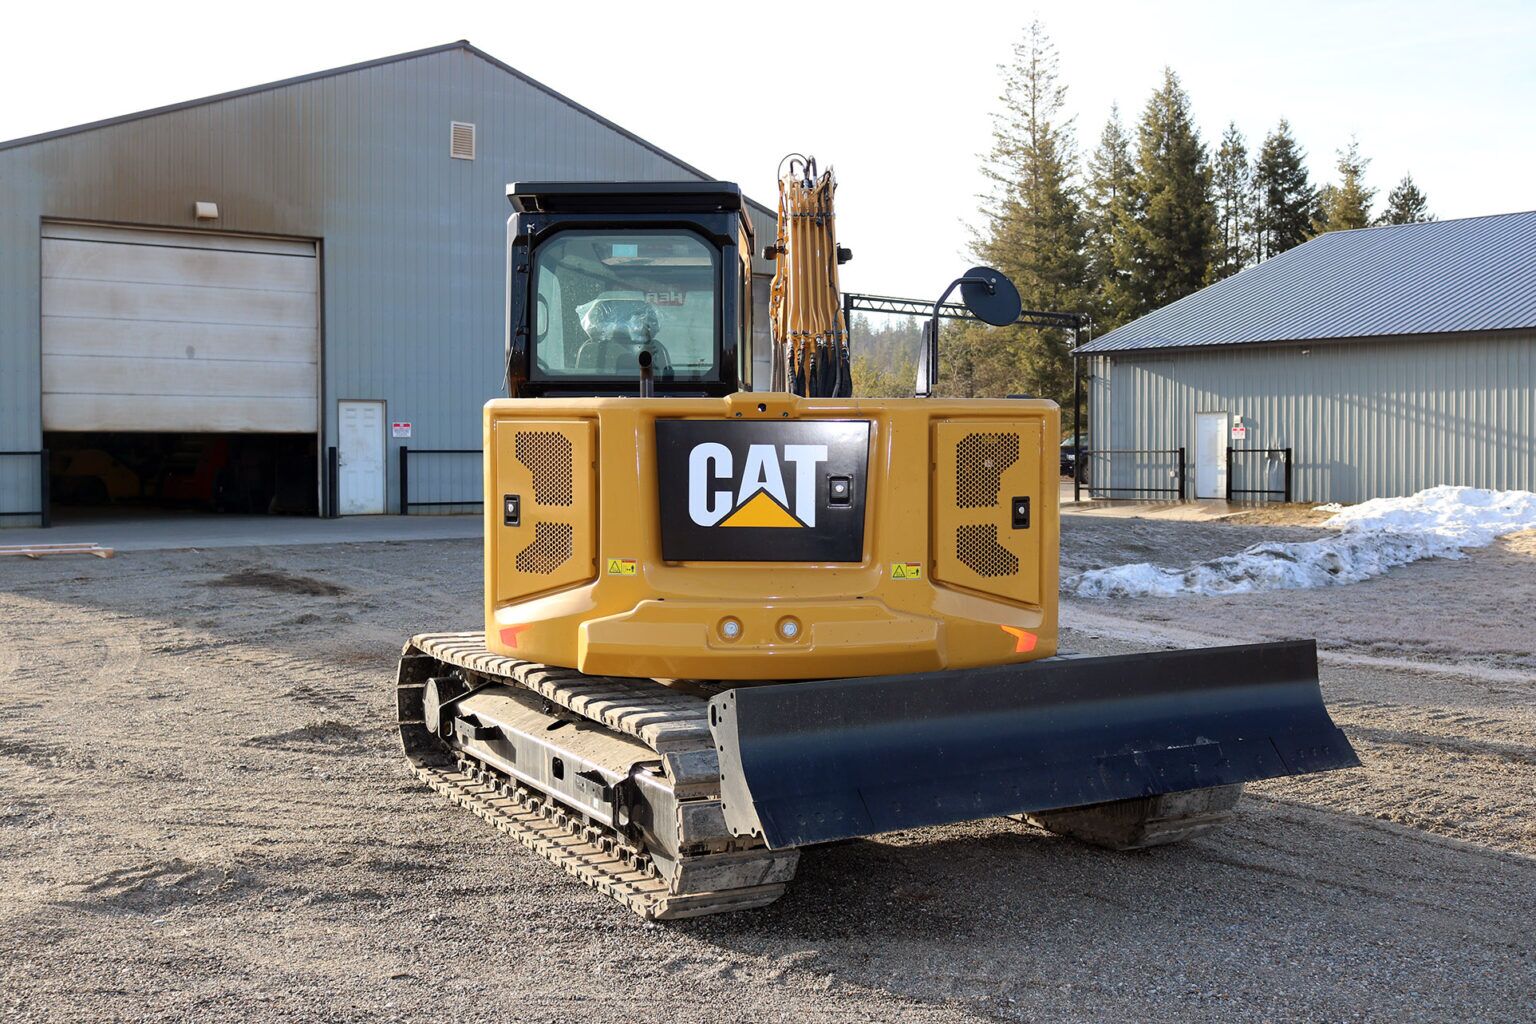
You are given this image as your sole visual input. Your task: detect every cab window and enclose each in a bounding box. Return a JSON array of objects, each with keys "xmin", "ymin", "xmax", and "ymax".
[{"xmin": 531, "ymin": 231, "xmax": 720, "ymax": 381}]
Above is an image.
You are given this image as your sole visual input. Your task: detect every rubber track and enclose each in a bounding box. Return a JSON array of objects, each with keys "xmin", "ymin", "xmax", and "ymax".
[
  {"xmin": 413, "ymin": 632, "xmax": 711, "ymax": 753},
  {"xmin": 412, "ymin": 760, "xmax": 788, "ymax": 920},
  {"xmin": 402, "ymin": 633, "xmax": 796, "ymax": 919}
]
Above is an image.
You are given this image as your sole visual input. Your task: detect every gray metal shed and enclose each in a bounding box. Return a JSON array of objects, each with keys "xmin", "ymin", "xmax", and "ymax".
[
  {"xmin": 0, "ymin": 41, "xmax": 778, "ymax": 525},
  {"xmin": 1077, "ymin": 212, "xmax": 1536, "ymax": 504}
]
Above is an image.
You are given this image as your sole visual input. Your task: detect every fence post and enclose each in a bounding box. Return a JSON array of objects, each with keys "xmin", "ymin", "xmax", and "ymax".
[
  {"xmin": 1284, "ymin": 447, "xmax": 1293, "ymax": 503},
  {"xmin": 399, "ymin": 446, "xmax": 410, "ymax": 515},
  {"xmin": 1177, "ymin": 447, "xmax": 1186, "ymax": 501},
  {"xmin": 1072, "ymin": 347, "xmax": 1083, "ymax": 504},
  {"xmin": 326, "ymin": 446, "xmax": 339, "ymax": 518},
  {"xmin": 1225, "ymin": 448, "xmax": 1233, "ymax": 502},
  {"xmin": 40, "ymin": 448, "xmax": 50, "ymax": 528}
]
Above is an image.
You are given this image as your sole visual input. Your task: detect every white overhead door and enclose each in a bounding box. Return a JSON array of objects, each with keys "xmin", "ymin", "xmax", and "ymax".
[{"xmin": 41, "ymin": 222, "xmax": 319, "ymax": 433}]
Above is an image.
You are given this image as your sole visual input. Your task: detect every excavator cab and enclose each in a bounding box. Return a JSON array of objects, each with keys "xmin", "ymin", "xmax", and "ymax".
[{"xmin": 505, "ymin": 181, "xmax": 754, "ymax": 398}]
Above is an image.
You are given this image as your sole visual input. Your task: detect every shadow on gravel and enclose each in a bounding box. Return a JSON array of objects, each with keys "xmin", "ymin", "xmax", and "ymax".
[{"xmin": 672, "ymin": 801, "xmax": 1535, "ymax": 1020}]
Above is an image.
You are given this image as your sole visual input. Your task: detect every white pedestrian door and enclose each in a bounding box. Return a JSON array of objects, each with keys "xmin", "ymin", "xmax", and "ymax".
[
  {"xmin": 1195, "ymin": 412, "xmax": 1229, "ymax": 499},
  {"xmin": 338, "ymin": 401, "xmax": 386, "ymax": 515}
]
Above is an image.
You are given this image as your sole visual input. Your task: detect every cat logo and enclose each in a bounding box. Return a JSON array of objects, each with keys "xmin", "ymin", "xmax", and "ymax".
[
  {"xmin": 688, "ymin": 443, "xmax": 827, "ymax": 529},
  {"xmin": 656, "ymin": 419, "xmax": 870, "ymax": 563}
]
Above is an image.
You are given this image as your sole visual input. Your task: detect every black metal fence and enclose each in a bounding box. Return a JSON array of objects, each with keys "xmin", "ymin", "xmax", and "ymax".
[
  {"xmin": 400, "ymin": 447, "xmax": 482, "ymax": 514},
  {"xmin": 0, "ymin": 449, "xmax": 49, "ymax": 527},
  {"xmin": 1226, "ymin": 447, "xmax": 1293, "ymax": 503},
  {"xmin": 1083, "ymin": 448, "xmax": 1186, "ymax": 500}
]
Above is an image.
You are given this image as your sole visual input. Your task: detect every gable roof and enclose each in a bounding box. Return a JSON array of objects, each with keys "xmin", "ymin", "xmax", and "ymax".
[
  {"xmin": 0, "ymin": 40, "xmax": 776, "ymax": 221},
  {"xmin": 1080, "ymin": 210, "xmax": 1536, "ymax": 354}
]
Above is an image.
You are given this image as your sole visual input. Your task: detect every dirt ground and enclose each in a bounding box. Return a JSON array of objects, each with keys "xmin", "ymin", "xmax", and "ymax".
[{"xmin": 3, "ymin": 517, "xmax": 1534, "ymax": 1023}]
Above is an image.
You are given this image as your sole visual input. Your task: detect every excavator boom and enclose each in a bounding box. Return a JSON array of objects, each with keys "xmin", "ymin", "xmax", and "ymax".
[{"xmin": 767, "ymin": 157, "xmax": 852, "ymax": 397}]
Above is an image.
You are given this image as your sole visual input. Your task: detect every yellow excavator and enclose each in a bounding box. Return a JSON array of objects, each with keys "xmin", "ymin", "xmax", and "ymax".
[{"xmin": 396, "ymin": 161, "xmax": 1357, "ymax": 918}]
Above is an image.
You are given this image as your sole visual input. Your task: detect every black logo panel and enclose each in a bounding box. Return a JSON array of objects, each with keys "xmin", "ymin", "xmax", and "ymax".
[{"xmin": 655, "ymin": 420, "xmax": 870, "ymax": 562}]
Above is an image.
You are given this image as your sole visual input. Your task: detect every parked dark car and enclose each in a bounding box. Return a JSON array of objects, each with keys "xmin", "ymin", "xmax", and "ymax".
[{"xmin": 1060, "ymin": 436, "xmax": 1088, "ymax": 482}]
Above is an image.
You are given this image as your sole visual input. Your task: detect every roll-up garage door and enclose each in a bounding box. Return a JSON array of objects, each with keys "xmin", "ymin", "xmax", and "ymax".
[{"xmin": 41, "ymin": 222, "xmax": 319, "ymax": 433}]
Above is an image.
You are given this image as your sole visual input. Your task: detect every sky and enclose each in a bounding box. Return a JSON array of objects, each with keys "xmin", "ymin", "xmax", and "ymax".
[{"xmin": 2, "ymin": 0, "xmax": 1532, "ymax": 300}]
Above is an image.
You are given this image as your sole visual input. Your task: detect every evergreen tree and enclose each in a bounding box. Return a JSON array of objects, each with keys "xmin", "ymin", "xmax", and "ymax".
[
  {"xmin": 961, "ymin": 19, "xmax": 1088, "ymax": 405},
  {"xmin": 1378, "ymin": 173, "xmax": 1434, "ymax": 225},
  {"xmin": 1083, "ymin": 105, "xmax": 1134, "ymax": 327},
  {"xmin": 849, "ymin": 314, "xmax": 921, "ymax": 398},
  {"xmin": 1211, "ymin": 121, "xmax": 1253, "ymax": 279},
  {"xmin": 1253, "ymin": 120, "xmax": 1316, "ymax": 259},
  {"xmin": 1107, "ymin": 67, "xmax": 1217, "ymax": 321},
  {"xmin": 1317, "ymin": 136, "xmax": 1376, "ymax": 232}
]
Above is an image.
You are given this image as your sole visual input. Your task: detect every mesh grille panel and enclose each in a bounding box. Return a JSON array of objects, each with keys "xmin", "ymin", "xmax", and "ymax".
[
  {"xmin": 956, "ymin": 523, "xmax": 1019, "ymax": 577},
  {"xmin": 515, "ymin": 522, "xmax": 573, "ymax": 575},
  {"xmin": 955, "ymin": 433, "xmax": 1019, "ymax": 508},
  {"xmin": 515, "ymin": 431, "xmax": 574, "ymax": 506}
]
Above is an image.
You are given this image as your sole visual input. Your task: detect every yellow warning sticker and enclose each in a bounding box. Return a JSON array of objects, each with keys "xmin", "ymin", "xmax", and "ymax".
[
  {"xmin": 606, "ymin": 558, "xmax": 638, "ymax": 576},
  {"xmin": 891, "ymin": 562, "xmax": 923, "ymax": 580}
]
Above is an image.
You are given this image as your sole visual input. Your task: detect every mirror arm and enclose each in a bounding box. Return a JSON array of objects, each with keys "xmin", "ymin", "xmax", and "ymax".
[{"xmin": 920, "ymin": 276, "xmax": 993, "ymax": 397}]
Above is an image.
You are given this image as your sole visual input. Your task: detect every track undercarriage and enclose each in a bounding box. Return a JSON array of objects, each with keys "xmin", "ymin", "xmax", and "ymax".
[
  {"xmin": 397, "ymin": 632, "xmax": 798, "ymax": 919},
  {"xmin": 395, "ymin": 633, "xmax": 1337, "ymax": 920}
]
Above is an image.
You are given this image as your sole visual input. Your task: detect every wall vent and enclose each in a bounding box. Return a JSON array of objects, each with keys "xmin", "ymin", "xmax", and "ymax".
[{"xmin": 450, "ymin": 121, "xmax": 476, "ymax": 160}]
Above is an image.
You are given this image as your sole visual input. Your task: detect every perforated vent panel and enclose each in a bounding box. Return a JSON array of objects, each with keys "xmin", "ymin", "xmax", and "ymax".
[
  {"xmin": 515, "ymin": 521, "xmax": 573, "ymax": 574},
  {"xmin": 515, "ymin": 431, "xmax": 573, "ymax": 506},
  {"xmin": 932, "ymin": 418, "xmax": 1044, "ymax": 606},
  {"xmin": 955, "ymin": 433, "xmax": 1019, "ymax": 508},
  {"xmin": 956, "ymin": 523, "xmax": 1020, "ymax": 577},
  {"xmin": 492, "ymin": 418, "xmax": 593, "ymax": 606}
]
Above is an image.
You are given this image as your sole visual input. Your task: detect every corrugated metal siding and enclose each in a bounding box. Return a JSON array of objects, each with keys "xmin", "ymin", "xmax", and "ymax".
[
  {"xmin": 1081, "ymin": 211, "xmax": 1536, "ymax": 353},
  {"xmin": 0, "ymin": 45, "xmax": 754, "ymax": 521},
  {"xmin": 1088, "ymin": 331, "xmax": 1536, "ymax": 503}
]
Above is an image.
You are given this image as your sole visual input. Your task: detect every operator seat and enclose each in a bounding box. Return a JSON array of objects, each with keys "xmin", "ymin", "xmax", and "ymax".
[{"xmin": 575, "ymin": 299, "xmax": 673, "ymax": 377}]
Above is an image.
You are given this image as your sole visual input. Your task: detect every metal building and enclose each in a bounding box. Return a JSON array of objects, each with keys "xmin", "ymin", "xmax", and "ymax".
[
  {"xmin": 1076, "ymin": 212, "xmax": 1536, "ymax": 504},
  {"xmin": 0, "ymin": 41, "xmax": 777, "ymax": 526}
]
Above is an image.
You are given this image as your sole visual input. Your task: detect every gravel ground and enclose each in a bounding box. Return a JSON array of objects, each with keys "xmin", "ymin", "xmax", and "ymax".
[{"xmin": 2, "ymin": 521, "xmax": 1534, "ymax": 1023}]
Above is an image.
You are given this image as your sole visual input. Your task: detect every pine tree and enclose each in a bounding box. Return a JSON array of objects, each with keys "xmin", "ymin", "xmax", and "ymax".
[
  {"xmin": 849, "ymin": 314, "xmax": 921, "ymax": 397},
  {"xmin": 963, "ymin": 19, "xmax": 1088, "ymax": 405},
  {"xmin": 1212, "ymin": 121, "xmax": 1253, "ymax": 279},
  {"xmin": 1107, "ymin": 67, "xmax": 1217, "ymax": 321},
  {"xmin": 1252, "ymin": 120, "xmax": 1316, "ymax": 259},
  {"xmin": 1317, "ymin": 136, "xmax": 1376, "ymax": 232},
  {"xmin": 1084, "ymin": 105, "xmax": 1134, "ymax": 327},
  {"xmin": 1378, "ymin": 173, "xmax": 1434, "ymax": 225}
]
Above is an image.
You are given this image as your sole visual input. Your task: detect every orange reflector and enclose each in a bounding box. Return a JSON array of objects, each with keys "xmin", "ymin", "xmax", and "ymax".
[
  {"xmin": 1000, "ymin": 625, "xmax": 1037, "ymax": 653},
  {"xmin": 499, "ymin": 625, "xmax": 527, "ymax": 649}
]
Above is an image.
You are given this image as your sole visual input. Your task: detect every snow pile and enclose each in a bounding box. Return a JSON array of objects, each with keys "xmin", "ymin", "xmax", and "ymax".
[{"xmin": 1067, "ymin": 486, "xmax": 1536, "ymax": 599}]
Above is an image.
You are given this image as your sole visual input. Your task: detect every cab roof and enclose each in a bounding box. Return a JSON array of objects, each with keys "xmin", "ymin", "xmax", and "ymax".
[{"xmin": 508, "ymin": 180, "xmax": 746, "ymax": 216}]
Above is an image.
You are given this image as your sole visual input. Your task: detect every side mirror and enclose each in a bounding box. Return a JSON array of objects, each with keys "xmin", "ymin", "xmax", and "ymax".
[
  {"xmin": 960, "ymin": 266, "xmax": 1021, "ymax": 326},
  {"xmin": 914, "ymin": 267, "xmax": 1022, "ymax": 397}
]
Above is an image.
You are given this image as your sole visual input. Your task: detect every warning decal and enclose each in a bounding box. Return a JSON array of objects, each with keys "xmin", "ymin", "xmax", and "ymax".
[
  {"xmin": 891, "ymin": 562, "xmax": 923, "ymax": 580},
  {"xmin": 606, "ymin": 558, "xmax": 638, "ymax": 576}
]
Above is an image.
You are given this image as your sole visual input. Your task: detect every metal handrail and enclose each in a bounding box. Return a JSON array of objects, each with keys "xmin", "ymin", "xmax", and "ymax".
[
  {"xmin": 1081, "ymin": 448, "xmax": 1186, "ymax": 500},
  {"xmin": 400, "ymin": 447, "xmax": 483, "ymax": 513},
  {"xmin": 1226, "ymin": 447, "xmax": 1293, "ymax": 503}
]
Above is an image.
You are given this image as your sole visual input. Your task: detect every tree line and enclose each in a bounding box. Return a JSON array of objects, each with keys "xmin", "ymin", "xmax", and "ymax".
[{"xmin": 851, "ymin": 20, "xmax": 1434, "ymax": 405}]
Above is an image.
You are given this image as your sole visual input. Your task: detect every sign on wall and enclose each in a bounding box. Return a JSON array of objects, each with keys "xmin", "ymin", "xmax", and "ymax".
[{"xmin": 392, "ymin": 422, "xmax": 413, "ymax": 438}]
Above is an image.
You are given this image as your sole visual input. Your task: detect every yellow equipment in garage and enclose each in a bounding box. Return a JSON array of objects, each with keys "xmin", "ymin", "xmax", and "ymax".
[{"xmin": 396, "ymin": 169, "xmax": 1357, "ymax": 919}]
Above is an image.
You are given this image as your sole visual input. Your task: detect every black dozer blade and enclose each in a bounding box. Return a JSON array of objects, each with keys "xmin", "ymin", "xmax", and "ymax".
[{"xmin": 709, "ymin": 640, "xmax": 1358, "ymax": 849}]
